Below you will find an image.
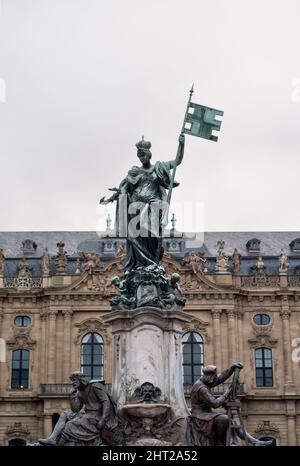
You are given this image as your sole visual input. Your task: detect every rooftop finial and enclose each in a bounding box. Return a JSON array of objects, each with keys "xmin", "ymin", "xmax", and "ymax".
[
  {"xmin": 171, "ymin": 213, "xmax": 177, "ymax": 230},
  {"xmin": 106, "ymin": 213, "xmax": 112, "ymax": 231}
]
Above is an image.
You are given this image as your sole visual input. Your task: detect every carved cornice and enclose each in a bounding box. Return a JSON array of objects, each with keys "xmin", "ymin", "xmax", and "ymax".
[
  {"xmin": 182, "ymin": 317, "xmax": 210, "ymax": 343},
  {"xmin": 74, "ymin": 318, "xmax": 110, "ymax": 344}
]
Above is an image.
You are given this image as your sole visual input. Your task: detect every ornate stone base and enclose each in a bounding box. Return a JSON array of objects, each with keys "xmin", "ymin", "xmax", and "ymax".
[{"xmin": 103, "ymin": 306, "xmax": 192, "ymax": 445}]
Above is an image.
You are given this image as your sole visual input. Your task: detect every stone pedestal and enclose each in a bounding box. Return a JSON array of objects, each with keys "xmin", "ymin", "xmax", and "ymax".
[{"xmin": 103, "ymin": 306, "xmax": 192, "ymax": 445}]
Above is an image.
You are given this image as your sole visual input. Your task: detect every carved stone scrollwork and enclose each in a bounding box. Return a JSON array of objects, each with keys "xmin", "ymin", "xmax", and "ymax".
[
  {"xmin": 75, "ymin": 318, "xmax": 110, "ymax": 344},
  {"xmin": 288, "ymin": 276, "xmax": 300, "ymax": 287},
  {"xmin": 6, "ymin": 422, "xmax": 30, "ymax": 438},
  {"xmin": 254, "ymin": 420, "xmax": 280, "ymax": 440},
  {"xmin": 6, "ymin": 331, "xmax": 36, "ymax": 350},
  {"xmin": 251, "ymin": 312, "xmax": 273, "ymax": 336},
  {"xmin": 4, "ymin": 277, "xmax": 42, "ymax": 290},
  {"xmin": 248, "ymin": 334, "xmax": 278, "ymax": 348},
  {"xmin": 249, "ymin": 310, "xmax": 277, "ymax": 347},
  {"xmin": 182, "ymin": 318, "xmax": 210, "ymax": 344},
  {"xmin": 241, "ymin": 275, "xmax": 280, "ymax": 288},
  {"xmin": 122, "ymin": 408, "xmax": 185, "ymax": 446}
]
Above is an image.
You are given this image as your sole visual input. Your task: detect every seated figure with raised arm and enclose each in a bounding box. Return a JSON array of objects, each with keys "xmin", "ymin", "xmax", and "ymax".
[{"xmin": 187, "ymin": 363, "xmax": 273, "ymax": 446}]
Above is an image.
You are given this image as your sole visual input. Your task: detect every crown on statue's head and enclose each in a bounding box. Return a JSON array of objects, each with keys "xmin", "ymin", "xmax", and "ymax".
[{"xmin": 136, "ymin": 136, "xmax": 151, "ymax": 150}]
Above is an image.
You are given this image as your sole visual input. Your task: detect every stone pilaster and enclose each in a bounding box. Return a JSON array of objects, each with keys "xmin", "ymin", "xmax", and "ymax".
[
  {"xmin": 0, "ymin": 304, "xmax": 4, "ymax": 396},
  {"xmin": 47, "ymin": 311, "xmax": 58, "ymax": 383},
  {"xmin": 39, "ymin": 312, "xmax": 47, "ymax": 382},
  {"xmin": 62, "ymin": 310, "xmax": 73, "ymax": 381},
  {"xmin": 226, "ymin": 309, "xmax": 237, "ymax": 363},
  {"xmin": 280, "ymin": 296, "xmax": 295, "ymax": 394},
  {"xmin": 286, "ymin": 400, "xmax": 297, "ymax": 445},
  {"xmin": 211, "ymin": 309, "xmax": 222, "ymax": 369},
  {"xmin": 43, "ymin": 414, "xmax": 53, "ymax": 438},
  {"xmin": 237, "ymin": 310, "xmax": 244, "ymax": 368}
]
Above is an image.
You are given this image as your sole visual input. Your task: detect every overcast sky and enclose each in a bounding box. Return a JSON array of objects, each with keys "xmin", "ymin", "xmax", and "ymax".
[{"xmin": 0, "ymin": 0, "xmax": 300, "ymax": 232}]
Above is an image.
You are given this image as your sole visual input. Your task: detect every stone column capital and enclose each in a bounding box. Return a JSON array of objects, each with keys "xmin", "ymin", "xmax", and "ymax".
[
  {"xmin": 226, "ymin": 309, "xmax": 237, "ymax": 318},
  {"xmin": 48, "ymin": 310, "xmax": 58, "ymax": 320},
  {"xmin": 280, "ymin": 309, "xmax": 291, "ymax": 320},
  {"xmin": 211, "ymin": 309, "xmax": 222, "ymax": 319}
]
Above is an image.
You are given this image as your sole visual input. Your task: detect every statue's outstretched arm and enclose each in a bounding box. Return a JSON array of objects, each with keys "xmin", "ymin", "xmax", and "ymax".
[
  {"xmin": 99, "ymin": 188, "xmax": 120, "ymax": 205},
  {"xmin": 214, "ymin": 363, "xmax": 243, "ymax": 385}
]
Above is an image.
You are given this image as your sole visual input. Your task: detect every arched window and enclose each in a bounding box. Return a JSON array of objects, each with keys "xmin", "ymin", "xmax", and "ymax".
[
  {"xmin": 81, "ymin": 333, "xmax": 104, "ymax": 379},
  {"xmin": 182, "ymin": 332, "xmax": 204, "ymax": 385},
  {"xmin": 255, "ymin": 348, "xmax": 273, "ymax": 387},
  {"xmin": 11, "ymin": 349, "xmax": 29, "ymax": 389},
  {"xmin": 8, "ymin": 438, "xmax": 27, "ymax": 446}
]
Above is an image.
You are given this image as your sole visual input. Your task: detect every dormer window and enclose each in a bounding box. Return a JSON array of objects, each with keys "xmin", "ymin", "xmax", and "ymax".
[
  {"xmin": 289, "ymin": 238, "xmax": 300, "ymax": 253},
  {"xmin": 246, "ymin": 238, "xmax": 261, "ymax": 253},
  {"xmin": 21, "ymin": 239, "xmax": 37, "ymax": 255}
]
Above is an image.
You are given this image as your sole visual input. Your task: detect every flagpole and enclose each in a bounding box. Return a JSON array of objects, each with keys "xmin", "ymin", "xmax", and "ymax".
[
  {"xmin": 166, "ymin": 84, "xmax": 194, "ymax": 206},
  {"xmin": 156, "ymin": 85, "xmax": 194, "ymax": 261}
]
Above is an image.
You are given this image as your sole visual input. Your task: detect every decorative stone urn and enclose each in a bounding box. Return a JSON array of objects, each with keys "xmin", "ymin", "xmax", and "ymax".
[{"xmin": 103, "ymin": 306, "xmax": 192, "ymax": 445}]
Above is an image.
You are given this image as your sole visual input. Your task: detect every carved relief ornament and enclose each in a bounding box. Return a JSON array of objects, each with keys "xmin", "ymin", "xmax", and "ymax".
[{"xmin": 75, "ymin": 318, "xmax": 110, "ymax": 344}]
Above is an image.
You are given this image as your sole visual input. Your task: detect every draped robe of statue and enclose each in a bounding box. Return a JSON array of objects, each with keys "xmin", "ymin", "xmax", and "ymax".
[{"xmin": 115, "ymin": 161, "xmax": 179, "ymax": 273}]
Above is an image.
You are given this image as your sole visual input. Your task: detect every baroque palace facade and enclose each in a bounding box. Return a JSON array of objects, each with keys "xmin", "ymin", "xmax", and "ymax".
[{"xmin": 0, "ymin": 230, "xmax": 300, "ymax": 445}]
